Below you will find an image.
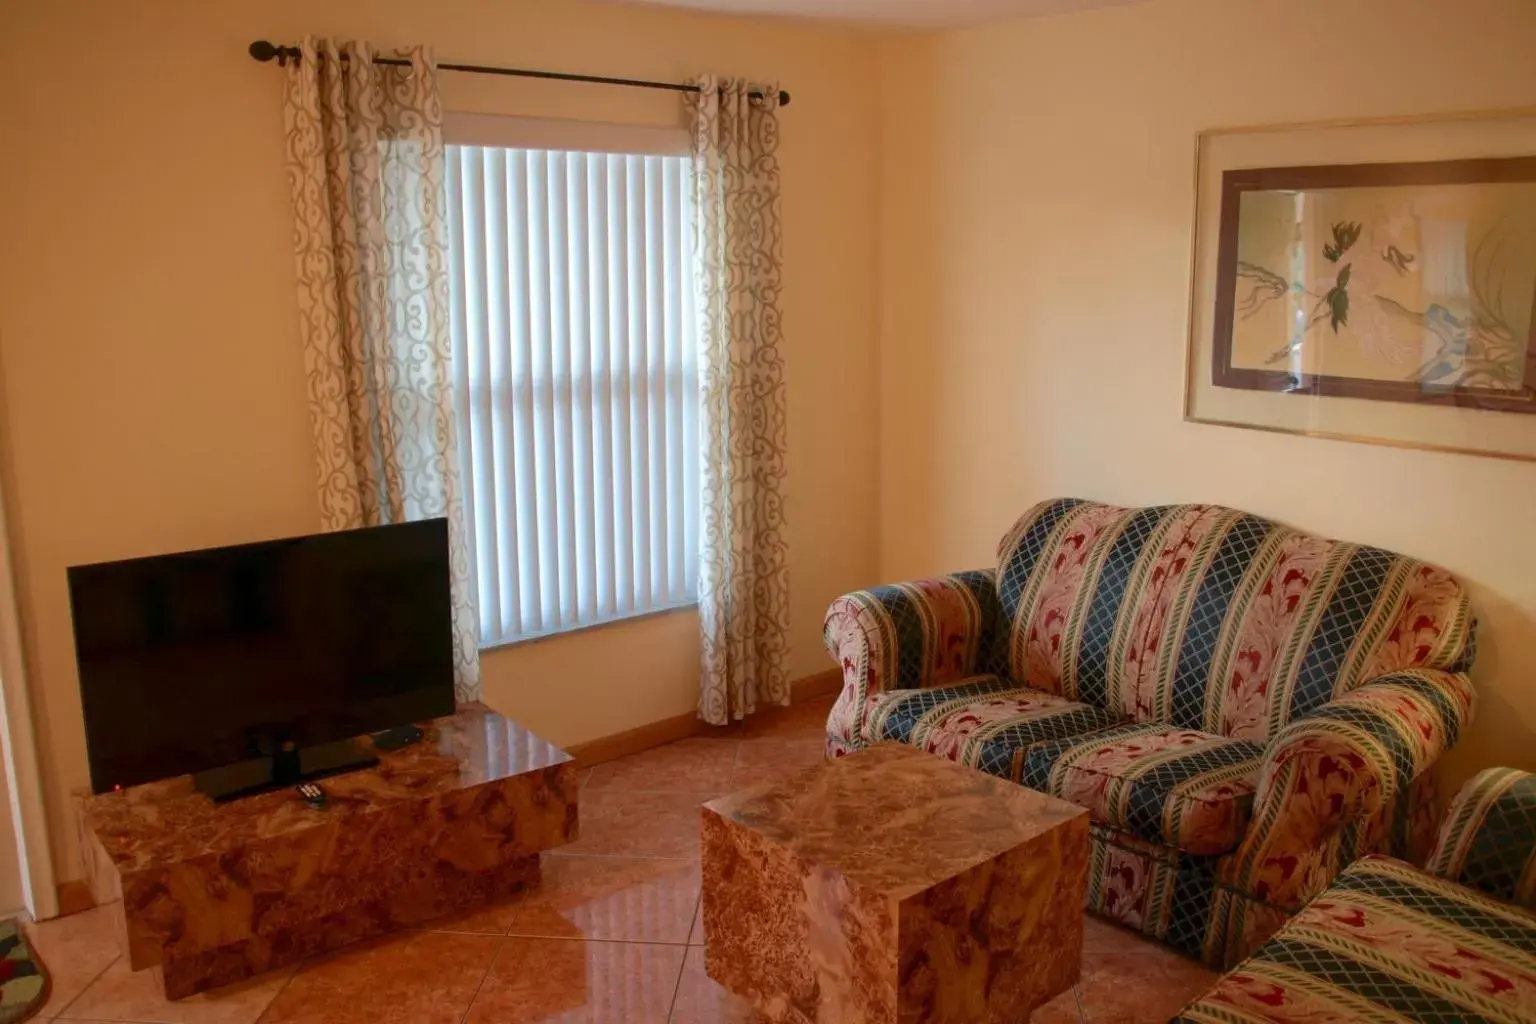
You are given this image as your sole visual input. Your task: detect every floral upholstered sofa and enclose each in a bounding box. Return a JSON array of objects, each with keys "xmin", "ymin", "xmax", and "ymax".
[
  {"xmin": 1175, "ymin": 767, "xmax": 1536, "ymax": 1022},
  {"xmin": 822, "ymin": 498, "xmax": 1477, "ymax": 969}
]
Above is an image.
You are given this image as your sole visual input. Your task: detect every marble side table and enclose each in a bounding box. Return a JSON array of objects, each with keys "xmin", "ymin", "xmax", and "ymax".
[
  {"xmin": 701, "ymin": 742, "xmax": 1088, "ymax": 1024},
  {"xmin": 77, "ymin": 702, "xmax": 577, "ymax": 998}
]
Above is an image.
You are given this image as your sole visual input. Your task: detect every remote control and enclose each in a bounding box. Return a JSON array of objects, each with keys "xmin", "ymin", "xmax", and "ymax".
[{"xmin": 296, "ymin": 782, "xmax": 327, "ymax": 808}]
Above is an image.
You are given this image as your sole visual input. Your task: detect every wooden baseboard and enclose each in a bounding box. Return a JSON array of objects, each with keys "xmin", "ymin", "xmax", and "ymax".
[
  {"xmin": 791, "ymin": 668, "xmax": 842, "ymax": 702},
  {"xmin": 56, "ymin": 879, "xmax": 96, "ymax": 918},
  {"xmin": 564, "ymin": 710, "xmax": 702, "ymax": 770},
  {"xmin": 565, "ymin": 668, "xmax": 842, "ymax": 770}
]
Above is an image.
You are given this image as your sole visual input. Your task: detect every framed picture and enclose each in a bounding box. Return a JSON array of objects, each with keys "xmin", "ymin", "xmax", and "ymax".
[{"xmin": 1185, "ymin": 109, "xmax": 1536, "ymax": 461}]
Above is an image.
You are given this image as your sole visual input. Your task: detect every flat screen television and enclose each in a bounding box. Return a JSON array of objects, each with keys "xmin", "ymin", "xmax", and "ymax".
[{"xmin": 68, "ymin": 519, "xmax": 456, "ymax": 800}]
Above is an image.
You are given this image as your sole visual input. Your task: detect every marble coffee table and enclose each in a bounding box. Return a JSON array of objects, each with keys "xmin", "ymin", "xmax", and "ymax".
[{"xmin": 700, "ymin": 742, "xmax": 1089, "ymax": 1024}]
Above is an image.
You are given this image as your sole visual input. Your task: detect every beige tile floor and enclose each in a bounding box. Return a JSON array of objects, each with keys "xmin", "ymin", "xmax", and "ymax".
[{"xmin": 27, "ymin": 696, "xmax": 1216, "ymax": 1022}]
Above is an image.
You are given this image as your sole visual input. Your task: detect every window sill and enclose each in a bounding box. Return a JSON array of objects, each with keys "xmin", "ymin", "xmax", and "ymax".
[{"xmin": 478, "ymin": 601, "xmax": 699, "ymax": 654}]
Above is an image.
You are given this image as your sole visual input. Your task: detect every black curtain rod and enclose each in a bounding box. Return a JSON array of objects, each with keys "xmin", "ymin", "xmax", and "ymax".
[{"xmin": 247, "ymin": 41, "xmax": 790, "ymax": 107}]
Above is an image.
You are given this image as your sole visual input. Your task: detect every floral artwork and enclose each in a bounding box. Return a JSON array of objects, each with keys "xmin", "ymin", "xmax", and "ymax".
[{"xmin": 1211, "ymin": 157, "xmax": 1536, "ymax": 414}]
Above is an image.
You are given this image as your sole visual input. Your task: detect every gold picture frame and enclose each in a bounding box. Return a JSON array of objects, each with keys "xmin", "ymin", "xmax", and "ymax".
[{"xmin": 1183, "ymin": 107, "xmax": 1536, "ymax": 462}]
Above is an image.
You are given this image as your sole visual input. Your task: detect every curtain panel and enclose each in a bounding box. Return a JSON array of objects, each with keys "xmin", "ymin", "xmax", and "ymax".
[
  {"xmin": 281, "ymin": 37, "xmax": 481, "ymax": 700},
  {"xmin": 688, "ymin": 76, "xmax": 790, "ymax": 725}
]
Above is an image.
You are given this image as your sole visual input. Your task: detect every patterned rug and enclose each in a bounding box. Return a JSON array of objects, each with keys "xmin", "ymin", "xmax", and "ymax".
[{"xmin": 0, "ymin": 922, "xmax": 46, "ymax": 1023}]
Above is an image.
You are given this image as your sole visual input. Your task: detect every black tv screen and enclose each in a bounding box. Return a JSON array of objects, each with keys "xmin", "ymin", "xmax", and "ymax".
[{"xmin": 68, "ymin": 519, "xmax": 456, "ymax": 794}]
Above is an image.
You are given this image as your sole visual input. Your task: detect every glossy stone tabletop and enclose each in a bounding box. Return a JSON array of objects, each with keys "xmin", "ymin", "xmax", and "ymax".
[
  {"xmin": 705, "ymin": 741, "xmax": 1088, "ymax": 897},
  {"xmin": 81, "ymin": 702, "xmax": 572, "ymax": 875},
  {"xmin": 701, "ymin": 742, "xmax": 1091, "ymax": 1024}
]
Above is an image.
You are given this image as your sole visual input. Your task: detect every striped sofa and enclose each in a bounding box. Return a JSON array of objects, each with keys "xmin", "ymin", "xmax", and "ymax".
[
  {"xmin": 823, "ymin": 498, "xmax": 1477, "ymax": 969},
  {"xmin": 1175, "ymin": 767, "xmax": 1536, "ymax": 1022}
]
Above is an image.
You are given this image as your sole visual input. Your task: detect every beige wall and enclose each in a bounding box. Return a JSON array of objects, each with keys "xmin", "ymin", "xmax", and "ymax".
[
  {"xmin": 877, "ymin": 0, "xmax": 1536, "ymax": 787},
  {"xmin": 0, "ymin": 0, "xmax": 880, "ymax": 882}
]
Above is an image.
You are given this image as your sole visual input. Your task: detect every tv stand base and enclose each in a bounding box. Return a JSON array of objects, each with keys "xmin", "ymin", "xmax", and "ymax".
[
  {"xmin": 193, "ymin": 739, "xmax": 380, "ymax": 802},
  {"xmin": 77, "ymin": 704, "xmax": 577, "ymax": 999}
]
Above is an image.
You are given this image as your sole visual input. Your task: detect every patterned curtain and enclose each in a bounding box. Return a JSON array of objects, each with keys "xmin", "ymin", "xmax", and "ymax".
[
  {"xmin": 281, "ymin": 37, "xmax": 480, "ymax": 700},
  {"xmin": 688, "ymin": 77, "xmax": 790, "ymax": 725}
]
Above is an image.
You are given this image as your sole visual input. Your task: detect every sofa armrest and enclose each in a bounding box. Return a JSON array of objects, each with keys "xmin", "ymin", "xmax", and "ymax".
[
  {"xmin": 1224, "ymin": 668, "xmax": 1475, "ymax": 908},
  {"xmin": 822, "ymin": 569, "xmax": 1003, "ymax": 753},
  {"xmin": 1425, "ymin": 767, "xmax": 1536, "ymax": 909}
]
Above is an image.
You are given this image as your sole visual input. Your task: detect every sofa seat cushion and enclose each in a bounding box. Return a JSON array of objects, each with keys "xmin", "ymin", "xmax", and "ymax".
[
  {"xmin": 863, "ymin": 675, "xmax": 1124, "ymax": 780},
  {"xmin": 1020, "ymin": 722, "xmax": 1263, "ymax": 856},
  {"xmin": 1173, "ymin": 855, "xmax": 1536, "ymax": 1023}
]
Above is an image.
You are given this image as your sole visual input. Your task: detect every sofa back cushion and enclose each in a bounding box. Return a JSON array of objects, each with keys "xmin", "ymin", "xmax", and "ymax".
[{"xmin": 996, "ymin": 498, "xmax": 1474, "ymax": 742}]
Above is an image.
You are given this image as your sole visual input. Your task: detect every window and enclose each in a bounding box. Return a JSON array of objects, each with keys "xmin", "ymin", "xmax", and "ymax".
[{"xmin": 445, "ymin": 131, "xmax": 699, "ymax": 648}]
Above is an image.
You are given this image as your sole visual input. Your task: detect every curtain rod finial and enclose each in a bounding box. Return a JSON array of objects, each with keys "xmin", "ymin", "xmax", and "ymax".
[{"xmin": 249, "ymin": 40, "xmax": 301, "ymax": 66}]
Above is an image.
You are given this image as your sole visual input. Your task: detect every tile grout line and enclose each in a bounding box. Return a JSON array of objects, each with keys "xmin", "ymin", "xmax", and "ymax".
[
  {"xmin": 689, "ymin": 878, "xmax": 704, "ymax": 952},
  {"xmin": 664, "ymin": 951, "xmax": 688, "ymax": 1024},
  {"xmin": 728, "ymin": 736, "xmax": 744, "ymax": 791},
  {"xmin": 252, "ymin": 957, "xmax": 304, "ymax": 1024},
  {"xmin": 49, "ymin": 952, "xmax": 119, "ymax": 1021},
  {"xmin": 479, "ymin": 933, "xmax": 696, "ymax": 947},
  {"xmin": 667, "ymin": 892, "xmax": 702, "ymax": 1024},
  {"xmin": 455, "ymin": 936, "xmax": 506, "ymax": 1024},
  {"xmin": 666, "ymin": 745, "xmax": 711, "ymax": 1024}
]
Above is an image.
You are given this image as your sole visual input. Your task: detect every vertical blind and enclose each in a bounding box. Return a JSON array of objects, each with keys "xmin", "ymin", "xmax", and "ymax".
[{"xmin": 446, "ymin": 145, "xmax": 700, "ymax": 647}]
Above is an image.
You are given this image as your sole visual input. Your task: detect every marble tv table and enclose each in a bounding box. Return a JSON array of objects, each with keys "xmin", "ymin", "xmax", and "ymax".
[
  {"xmin": 76, "ymin": 703, "xmax": 577, "ymax": 998},
  {"xmin": 701, "ymin": 742, "xmax": 1089, "ymax": 1024}
]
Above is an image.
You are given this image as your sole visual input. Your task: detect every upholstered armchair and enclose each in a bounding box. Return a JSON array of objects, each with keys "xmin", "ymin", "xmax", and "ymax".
[{"xmin": 1174, "ymin": 768, "xmax": 1534, "ymax": 1023}]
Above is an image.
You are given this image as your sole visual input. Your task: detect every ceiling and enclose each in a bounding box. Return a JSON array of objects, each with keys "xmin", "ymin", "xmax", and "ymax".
[{"xmin": 610, "ymin": 0, "xmax": 1144, "ymax": 29}]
